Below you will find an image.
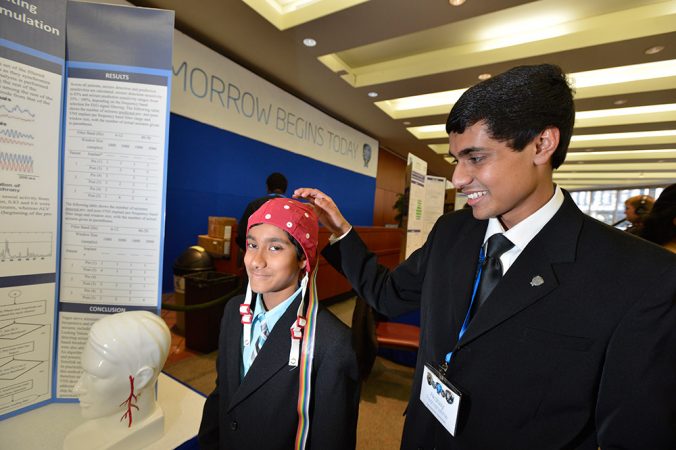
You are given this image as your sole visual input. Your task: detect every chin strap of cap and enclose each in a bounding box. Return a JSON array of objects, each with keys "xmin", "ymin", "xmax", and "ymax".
[{"xmin": 239, "ymin": 281, "xmax": 254, "ymax": 346}]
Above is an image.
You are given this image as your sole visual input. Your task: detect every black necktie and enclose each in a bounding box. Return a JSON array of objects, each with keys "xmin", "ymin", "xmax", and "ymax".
[{"xmin": 470, "ymin": 233, "xmax": 514, "ymax": 320}]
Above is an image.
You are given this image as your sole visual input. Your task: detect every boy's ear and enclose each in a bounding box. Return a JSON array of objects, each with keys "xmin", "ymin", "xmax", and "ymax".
[
  {"xmin": 298, "ymin": 255, "xmax": 307, "ymax": 271},
  {"xmin": 533, "ymin": 126, "xmax": 559, "ymax": 166}
]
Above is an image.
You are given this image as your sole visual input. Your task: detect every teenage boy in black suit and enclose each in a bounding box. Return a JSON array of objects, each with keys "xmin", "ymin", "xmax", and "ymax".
[{"xmin": 296, "ymin": 64, "xmax": 676, "ymax": 449}]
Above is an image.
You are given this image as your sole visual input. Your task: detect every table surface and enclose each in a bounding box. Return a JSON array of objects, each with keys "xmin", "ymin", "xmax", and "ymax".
[{"xmin": 0, "ymin": 373, "xmax": 206, "ymax": 450}]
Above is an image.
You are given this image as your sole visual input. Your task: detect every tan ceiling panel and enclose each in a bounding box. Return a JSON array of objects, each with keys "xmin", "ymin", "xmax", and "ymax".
[
  {"xmin": 557, "ymin": 162, "xmax": 676, "ymax": 172},
  {"xmin": 570, "ymin": 130, "xmax": 676, "ymax": 147},
  {"xmin": 320, "ymin": 0, "xmax": 676, "ymax": 87},
  {"xmin": 565, "ymin": 149, "xmax": 676, "ymax": 161},
  {"xmin": 377, "ymin": 60, "xmax": 676, "ymax": 120}
]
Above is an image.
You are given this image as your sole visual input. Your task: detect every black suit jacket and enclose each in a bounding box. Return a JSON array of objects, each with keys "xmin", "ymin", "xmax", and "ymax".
[
  {"xmin": 199, "ymin": 292, "xmax": 360, "ymax": 450},
  {"xmin": 323, "ymin": 193, "xmax": 676, "ymax": 449}
]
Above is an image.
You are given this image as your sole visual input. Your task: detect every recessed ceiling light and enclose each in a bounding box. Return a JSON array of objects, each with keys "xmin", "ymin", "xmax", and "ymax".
[
  {"xmin": 613, "ymin": 99, "xmax": 628, "ymax": 106},
  {"xmin": 367, "ymin": 91, "xmax": 378, "ymax": 98},
  {"xmin": 449, "ymin": 0, "xmax": 466, "ymax": 5},
  {"xmin": 302, "ymin": 38, "xmax": 317, "ymax": 47},
  {"xmin": 644, "ymin": 45, "xmax": 665, "ymax": 55},
  {"xmin": 477, "ymin": 73, "xmax": 491, "ymax": 80}
]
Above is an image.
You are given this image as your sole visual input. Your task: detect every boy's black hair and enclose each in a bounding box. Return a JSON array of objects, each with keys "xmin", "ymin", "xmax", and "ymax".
[{"xmin": 446, "ymin": 64, "xmax": 575, "ymax": 169}]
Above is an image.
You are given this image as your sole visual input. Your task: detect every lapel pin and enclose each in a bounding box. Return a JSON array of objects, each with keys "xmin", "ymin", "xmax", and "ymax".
[{"xmin": 530, "ymin": 275, "xmax": 544, "ymax": 287}]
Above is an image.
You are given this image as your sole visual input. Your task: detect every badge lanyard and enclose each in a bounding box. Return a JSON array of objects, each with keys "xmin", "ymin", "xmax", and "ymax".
[{"xmin": 440, "ymin": 245, "xmax": 485, "ymax": 374}]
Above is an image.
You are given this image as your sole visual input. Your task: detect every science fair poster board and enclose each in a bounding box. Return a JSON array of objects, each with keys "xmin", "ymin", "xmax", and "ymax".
[
  {"xmin": 0, "ymin": 0, "xmax": 174, "ymax": 420},
  {"xmin": 423, "ymin": 175, "xmax": 446, "ymax": 239},
  {"xmin": 404, "ymin": 153, "xmax": 427, "ymax": 258},
  {"xmin": 0, "ymin": 0, "xmax": 66, "ymax": 420}
]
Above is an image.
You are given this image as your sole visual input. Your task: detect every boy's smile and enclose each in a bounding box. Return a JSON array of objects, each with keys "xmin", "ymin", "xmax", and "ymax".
[{"xmin": 245, "ymin": 223, "xmax": 306, "ymax": 309}]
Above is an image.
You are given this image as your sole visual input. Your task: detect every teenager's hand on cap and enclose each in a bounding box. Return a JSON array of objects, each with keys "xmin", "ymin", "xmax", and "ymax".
[{"xmin": 293, "ymin": 188, "xmax": 351, "ymax": 236}]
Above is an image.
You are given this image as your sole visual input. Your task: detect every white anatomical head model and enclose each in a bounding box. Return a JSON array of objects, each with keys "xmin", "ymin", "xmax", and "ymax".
[{"xmin": 73, "ymin": 311, "xmax": 170, "ymax": 423}]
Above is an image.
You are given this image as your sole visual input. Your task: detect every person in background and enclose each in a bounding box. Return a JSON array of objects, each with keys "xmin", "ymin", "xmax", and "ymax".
[
  {"xmin": 236, "ymin": 172, "xmax": 288, "ymax": 251},
  {"xmin": 296, "ymin": 64, "xmax": 676, "ymax": 449},
  {"xmin": 199, "ymin": 198, "xmax": 360, "ymax": 450},
  {"xmin": 623, "ymin": 194, "xmax": 655, "ymax": 235},
  {"xmin": 640, "ymin": 184, "xmax": 676, "ymax": 253}
]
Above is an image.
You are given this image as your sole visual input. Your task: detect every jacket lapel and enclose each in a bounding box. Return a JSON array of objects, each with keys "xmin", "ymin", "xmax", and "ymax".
[
  {"xmin": 444, "ymin": 219, "xmax": 486, "ymax": 346},
  {"xmin": 458, "ymin": 194, "xmax": 582, "ymax": 347},
  {"xmin": 224, "ymin": 301, "xmax": 243, "ymax": 401},
  {"xmin": 227, "ymin": 293, "xmax": 302, "ymax": 412}
]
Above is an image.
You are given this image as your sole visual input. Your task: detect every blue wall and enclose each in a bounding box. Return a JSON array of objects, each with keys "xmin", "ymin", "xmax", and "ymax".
[{"xmin": 162, "ymin": 113, "xmax": 376, "ymax": 292}]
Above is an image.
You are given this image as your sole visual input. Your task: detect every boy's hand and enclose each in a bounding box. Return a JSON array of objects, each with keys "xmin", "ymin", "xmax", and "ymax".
[{"xmin": 293, "ymin": 188, "xmax": 352, "ymax": 236}]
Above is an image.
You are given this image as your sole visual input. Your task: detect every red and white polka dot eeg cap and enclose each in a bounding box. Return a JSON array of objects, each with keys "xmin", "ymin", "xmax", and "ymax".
[
  {"xmin": 238, "ymin": 198, "xmax": 321, "ymax": 449},
  {"xmin": 247, "ymin": 197, "xmax": 318, "ymax": 274}
]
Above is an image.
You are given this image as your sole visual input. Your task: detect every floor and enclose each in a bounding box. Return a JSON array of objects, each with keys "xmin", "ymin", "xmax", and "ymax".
[{"xmin": 160, "ymin": 294, "xmax": 415, "ymax": 450}]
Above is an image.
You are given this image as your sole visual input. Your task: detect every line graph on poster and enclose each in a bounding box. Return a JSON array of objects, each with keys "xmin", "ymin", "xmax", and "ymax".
[
  {"xmin": 0, "ymin": 232, "xmax": 53, "ymax": 262},
  {"xmin": 0, "ymin": 103, "xmax": 37, "ymax": 122}
]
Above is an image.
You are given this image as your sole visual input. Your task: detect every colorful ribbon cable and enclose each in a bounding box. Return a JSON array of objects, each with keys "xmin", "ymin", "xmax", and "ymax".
[{"xmin": 294, "ymin": 265, "xmax": 319, "ymax": 450}]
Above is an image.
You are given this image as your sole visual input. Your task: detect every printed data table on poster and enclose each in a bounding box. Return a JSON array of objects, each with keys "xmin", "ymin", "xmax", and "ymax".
[
  {"xmin": 61, "ymin": 72, "xmax": 166, "ymax": 307},
  {"xmin": 58, "ymin": 69, "xmax": 169, "ymax": 397}
]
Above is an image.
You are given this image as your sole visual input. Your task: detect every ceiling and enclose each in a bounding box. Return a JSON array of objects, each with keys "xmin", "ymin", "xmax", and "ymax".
[{"xmin": 129, "ymin": 0, "xmax": 676, "ymax": 191}]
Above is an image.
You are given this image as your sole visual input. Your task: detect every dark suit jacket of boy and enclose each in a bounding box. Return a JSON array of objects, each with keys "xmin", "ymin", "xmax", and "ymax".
[
  {"xmin": 199, "ymin": 292, "xmax": 360, "ymax": 449},
  {"xmin": 322, "ymin": 192, "xmax": 676, "ymax": 449}
]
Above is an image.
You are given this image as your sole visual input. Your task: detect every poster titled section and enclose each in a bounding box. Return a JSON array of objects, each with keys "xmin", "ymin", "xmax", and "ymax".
[
  {"xmin": 60, "ymin": 70, "xmax": 167, "ymax": 308},
  {"xmin": 0, "ymin": 0, "xmax": 65, "ymax": 419},
  {"xmin": 0, "ymin": 53, "xmax": 61, "ymax": 277}
]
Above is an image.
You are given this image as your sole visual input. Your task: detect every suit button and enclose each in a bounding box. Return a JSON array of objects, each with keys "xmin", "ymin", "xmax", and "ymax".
[{"xmin": 230, "ymin": 421, "xmax": 238, "ymax": 431}]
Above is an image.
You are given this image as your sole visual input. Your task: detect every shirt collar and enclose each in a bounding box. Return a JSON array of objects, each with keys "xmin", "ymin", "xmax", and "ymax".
[
  {"xmin": 485, "ymin": 185, "xmax": 564, "ymax": 250},
  {"xmin": 253, "ymin": 285, "xmax": 301, "ymax": 324}
]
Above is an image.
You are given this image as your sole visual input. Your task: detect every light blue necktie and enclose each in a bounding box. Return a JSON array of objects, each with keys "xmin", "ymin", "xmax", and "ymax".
[{"xmin": 250, "ymin": 317, "xmax": 269, "ymax": 363}]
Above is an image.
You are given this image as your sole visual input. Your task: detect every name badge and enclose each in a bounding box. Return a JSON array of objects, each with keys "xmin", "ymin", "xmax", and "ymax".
[{"xmin": 420, "ymin": 363, "xmax": 462, "ymax": 436}]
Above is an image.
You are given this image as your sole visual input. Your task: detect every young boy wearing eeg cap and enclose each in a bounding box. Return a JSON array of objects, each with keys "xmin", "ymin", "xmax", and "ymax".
[{"xmin": 199, "ymin": 198, "xmax": 360, "ymax": 450}]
